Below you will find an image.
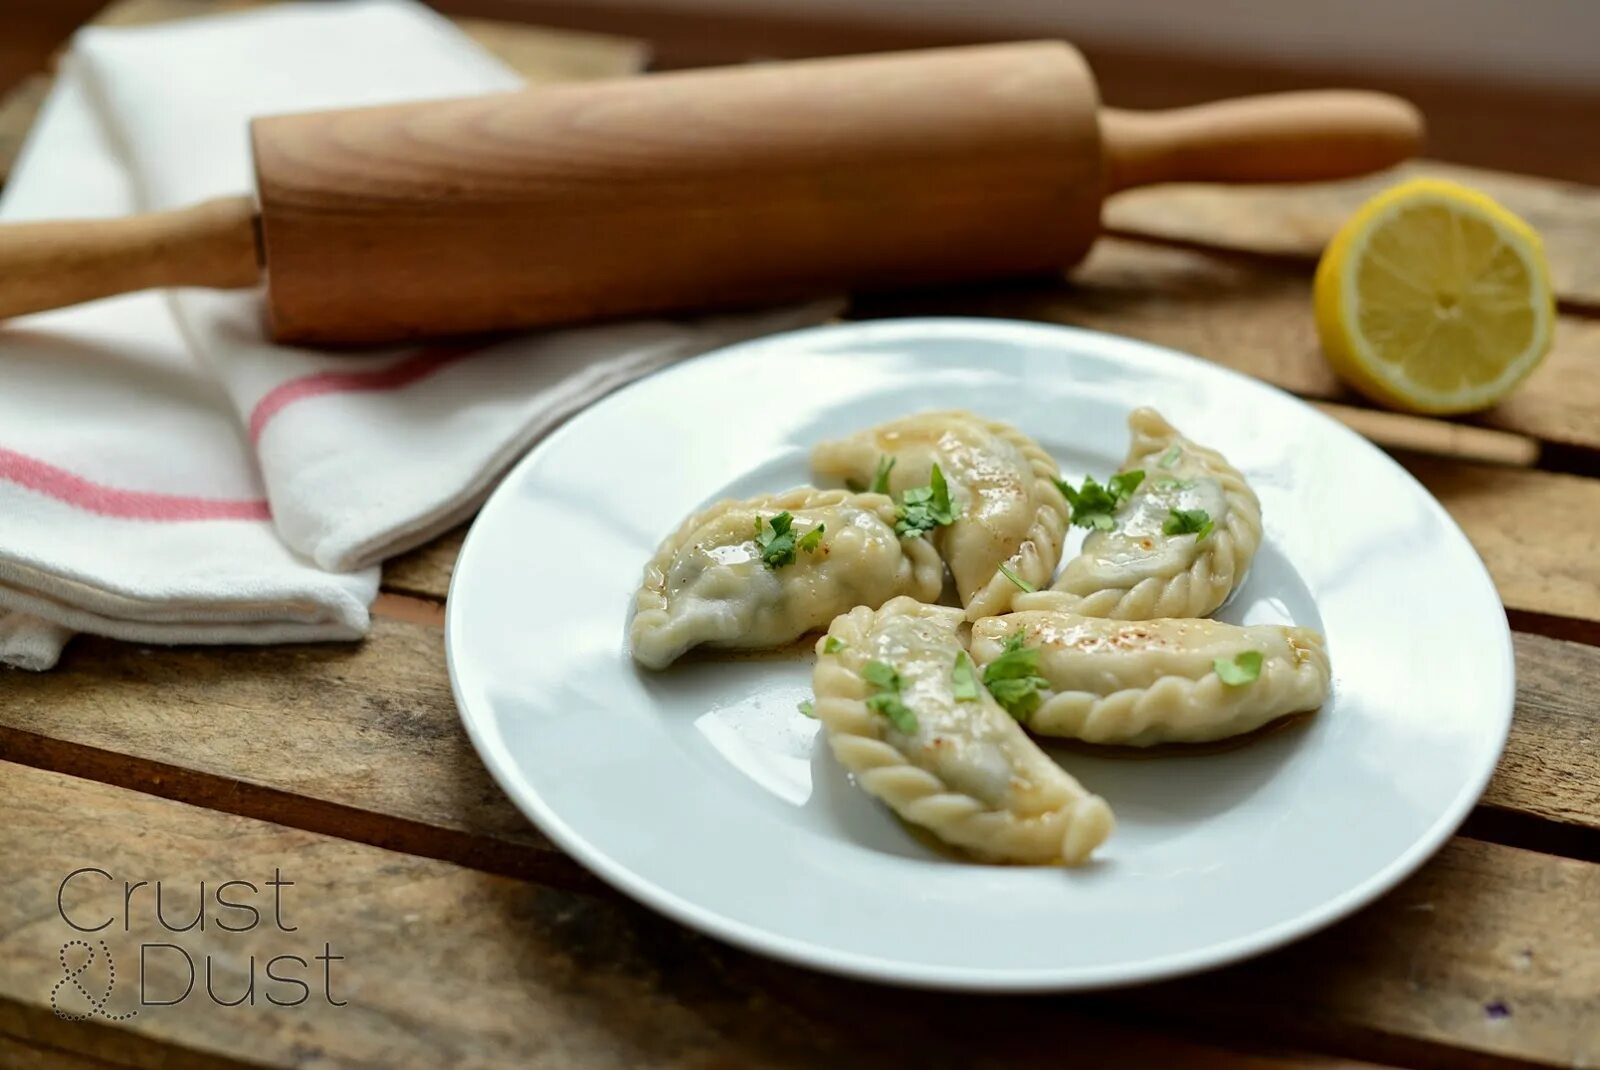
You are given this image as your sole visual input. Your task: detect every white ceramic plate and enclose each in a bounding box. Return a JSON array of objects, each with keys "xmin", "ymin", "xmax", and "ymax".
[{"xmin": 447, "ymin": 319, "xmax": 1513, "ymax": 991}]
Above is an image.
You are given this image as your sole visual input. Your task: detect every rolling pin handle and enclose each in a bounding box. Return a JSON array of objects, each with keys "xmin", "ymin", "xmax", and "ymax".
[
  {"xmin": 0, "ymin": 194, "xmax": 261, "ymax": 322},
  {"xmin": 1099, "ymin": 91, "xmax": 1425, "ymax": 194}
]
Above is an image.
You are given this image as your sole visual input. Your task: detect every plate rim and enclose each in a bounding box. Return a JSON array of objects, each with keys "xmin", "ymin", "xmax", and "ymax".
[{"xmin": 445, "ymin": 316, "xmax": 1514, "ymax": 992}]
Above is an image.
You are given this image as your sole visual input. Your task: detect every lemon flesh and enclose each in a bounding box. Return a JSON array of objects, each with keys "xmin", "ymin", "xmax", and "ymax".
[{"xmin": 1314, "ymin": 178, "xmax": 1555, "ymax": 415}]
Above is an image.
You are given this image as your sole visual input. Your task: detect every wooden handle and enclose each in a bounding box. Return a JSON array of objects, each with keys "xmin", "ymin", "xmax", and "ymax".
[
  {"xmin": 1100, "ymin": 91, "xmax": 1424, "ymax": 194},
  {"xmin": 0, "ymin": 195, "xmax": 259, "ymax": 321}
]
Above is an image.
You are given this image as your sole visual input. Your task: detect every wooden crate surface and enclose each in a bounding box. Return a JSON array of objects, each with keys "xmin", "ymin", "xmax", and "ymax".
[{"xmin": 1, "ymin": 2, "xmax": 1598, "ymax": 1068}]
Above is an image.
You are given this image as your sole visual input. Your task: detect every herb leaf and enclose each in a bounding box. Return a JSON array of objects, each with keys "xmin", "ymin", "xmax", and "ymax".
[
  {"xmin": 1163, "ymin": 507, "xmax": 1214, "ymax": 541},
  {"xmin": 1108, "ymin": 469, "xmax": 1145, "ymax": 501},
  {"xmin": 981, "ymin": 631, "xmax": 1050, "ymax": 721},
  {"xmin": 797, "ymin": 699, "xmax": 817, "ymax": 718},
  {"xmin": 862, "ymin": 660, "xmax": 899, "ymax": 692},
  {"xmin": 797, "ymin": 523, "xmax": 826, "ymax": 554},
  {"xmin": 1158, "ymin": 444, "xmax": 1183, "ymax": 468},
  {"xmin": 867, "ymin": 694, "xmax": 917, "ymax": 734},
  {"xmin": 861, "ymin": 658, "xmax": 918, "ymax": 733},
  {"xmin": 951, "ymin": 651, "xmax": 979, "ymax": 701},
  {"xmin": 894, "ymin": 463, "xmax": 958, "ymax": 538},
  {"xmin": 998, "ymin": 562, "xmax": 1035, "ymax": 593},
  {"xmin": 823, "ymin": 636, "xmax": 846, "ymax": 654},
  {"xmin": 1213, "ymin": 651, "xmax": 1263, "ymax": 686},
  {"xmin": 754, "ymin": 511, "xmax": 799, "ymax": 568},
  {"xmin": 1055, "ymin": 469, "xmax": 1144, "ymax": 532},
  {"xmin": 870, "ymin": 455, "xmax": 897, "ymax": 495}
]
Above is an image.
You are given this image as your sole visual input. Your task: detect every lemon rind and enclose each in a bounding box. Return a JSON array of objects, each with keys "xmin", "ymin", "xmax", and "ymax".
[{"xmin": 1316, "ymin": 178, "xmax": 1555, "ymax": 416}]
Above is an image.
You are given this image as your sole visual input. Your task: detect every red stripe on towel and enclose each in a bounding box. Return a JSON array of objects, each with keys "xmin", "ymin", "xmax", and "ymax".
[
  {"xmin": 247, "ymin": 345, "xmax": 481, "ymax": 444},
  {"xmin": 0, "ymin": 447, "xmax": 270, "ymax": 521}
]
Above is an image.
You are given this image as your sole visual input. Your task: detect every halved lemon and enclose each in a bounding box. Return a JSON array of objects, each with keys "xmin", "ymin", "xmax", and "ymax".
[{"xmin": 1313, "ymin": 178, "xmax": 1555, "ymax": 415}]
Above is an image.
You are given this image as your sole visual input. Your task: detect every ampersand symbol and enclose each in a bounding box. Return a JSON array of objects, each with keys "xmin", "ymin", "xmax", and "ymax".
[{"xmin": 51, "ymin": 940, "xmax": 136, "ymax": 1021}]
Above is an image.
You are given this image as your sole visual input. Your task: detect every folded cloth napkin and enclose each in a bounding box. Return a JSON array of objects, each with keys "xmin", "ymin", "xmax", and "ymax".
[{"xmin": 0, "ymin": 0, "xmax": 834, "ymax": 670}]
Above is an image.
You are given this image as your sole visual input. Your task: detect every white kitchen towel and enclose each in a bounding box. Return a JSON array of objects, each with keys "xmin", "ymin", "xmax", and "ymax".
[{"xmin": 0, "ymin": 0, "xmax": 834, "ymax": 670}]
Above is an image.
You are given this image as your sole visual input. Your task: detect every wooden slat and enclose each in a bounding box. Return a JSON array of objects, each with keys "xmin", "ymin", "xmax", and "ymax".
[
  {"xmin": 0, "ymin": 618, "xmax": 567, "ymax": 872},
  {"xmin": 0, "ymin": 72, "xmax": 48, "ymax": 185},
  {"xmin": 382, "ymin": 526, "xmax": 465, "ymax": 602},
  {"xmin": 1486, "ymin": 633, "xmax": 1600, "ymax": 832},
  {"xmin": 370, "ymin": 590, "xmax": 447, "ymax": 628},
  {"xmin": 1106, "ymin": 160, "xmax": 1600, "ymax": 310},
  {"xmin": 85, "ymin": 0, "xmax": 256, "ymax": 26},
  {"xmin": 0, "ymin": 762, "xmax": 1406, "ymax": 1070},
  {"xmin": 1312, "ymin": 401, "xmax": 1541, "ymax": 468},
  {"xmin": 0, "ymin": 613, "xmax": 1596, "ymax": 885},
  {"xmin": 0, "ymin": 1036, "xmax": 115, "ymax": 1070},
  {"xmin": 1400, "ymin": 456, "xmax": 1600, "ymax": 629},
  {"xmin": 854, "ymin": 239, "xmax": 1600, "ymax": 455},
  {"xmin": 1131, "ymin": 838, "xmax": 1600, "ymax": 1069}
]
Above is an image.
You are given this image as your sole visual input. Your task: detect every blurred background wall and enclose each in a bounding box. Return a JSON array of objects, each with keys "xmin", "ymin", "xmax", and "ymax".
[
  {"xmin": 5, "ymin": 0, "xmax": 1598, "ymax": 182},
  {"xmin": 576, "ymin": 0, "xmax": 1600, "ymax": 90}
]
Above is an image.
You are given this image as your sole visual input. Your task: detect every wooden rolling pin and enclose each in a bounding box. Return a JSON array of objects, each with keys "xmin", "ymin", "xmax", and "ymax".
[{"xmin": 0, "ymin": 42, "xmax": 1422, "ymax": 346}]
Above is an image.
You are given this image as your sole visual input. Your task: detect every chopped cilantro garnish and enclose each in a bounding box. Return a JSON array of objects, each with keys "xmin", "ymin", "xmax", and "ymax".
[
  {"xmin": 870, "ymin": 455, "xmax": 897, "ymax": 495},
  {"xmin": 998, "ymin": 562, "xmax": 1035, "ymax": 593},
  {"xmin": 951, "ymin": 651, "xmax": 979, "ymax": 701},
  {"xmin": 862, "ymin": 659, "xmax": 917, "ymax": 734},
  {"xmin": 894, "ymin": 463, "xmax": 958, "ymax": 538},
  {"xmin": 1158, "ymin": 444, "xmax": 1183, "ymax": 468},
  {"xmin": 1055, "ymin": 469, "xmax": 1144, "ymax": 531},
  {"xmin": 797, "ymin": 523, "xmax": 826, "ymax": 554},
  {"xmin": 1163, "ymin": 507, "xmax": 1214, "ymax": 541},
  {"xmin": 1109, "ymin": 469, "xmax": 1145, "ymax": 500},
  {"xmin": 1213, "ymin": 651, "xmax": 1263, "ymax": 686},
  {"xmin": 754, "ymin": 511, "xmax": 799, "ymax": 568},
  {"xmin": 823, "ymin": 636, "xmax": 846, "ymax": 654},
  {"xmin": 867, "ymin": 694, "xmax": 916, "ymax": 734},
  {"xmin": 862, "ymin": 660, "xmax": 898, "ymax": 691},
  {"xmin": 797, "ymin": 699, "xmax": 817, "ymax": 718},
  {"xmin": 850, "ymin": 456, "xmax": 897, "ymax": 495},
  {"xmin": 981, "ymin": 631, "xmax": 1050, "ymax": 721}
]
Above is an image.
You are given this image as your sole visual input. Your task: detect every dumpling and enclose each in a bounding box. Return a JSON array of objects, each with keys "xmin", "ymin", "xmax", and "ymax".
[
  {"xmin": 811, "ymin": 411, "xmax": 1068, "ymax": 620},
  {"xmin": 1035, "ymin": 407, "xmax": 1262, "ymax": 620},
  {"xmin": 630, "ymin": 488, "xmax": 942, "ymax": 669},
  {"xmin": 971, "ymin": 600, "xmax": 1330, "ymax": 746},
  {"xmin": 810, "ymin": 596, "xmax": 1114, "ymax": 865}
]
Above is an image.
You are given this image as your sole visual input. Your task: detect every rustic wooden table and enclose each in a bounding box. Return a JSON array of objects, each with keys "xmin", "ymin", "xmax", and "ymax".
[{"xmin": 1, "ymin": 3, "xmax": 1597, "ymax": 1068}]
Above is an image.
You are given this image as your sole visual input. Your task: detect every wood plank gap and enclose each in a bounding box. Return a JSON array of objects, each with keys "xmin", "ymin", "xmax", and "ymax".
[
  {"xmin": 1505, "ymin": 609, "xmax": 1600, "ymax": 651},
  {"xmin": 1530, "ymin": 439, "xmax": 1600, "ymax": 481},
  {"xmin": 1459, "ymin": 812, "xmax": 1600, "ymax": 866},
  {"xmin": 0, "ymin": 726, "xmax": 605, "ymax": 897},
  {"xmin": 375, "ymin": 577, "xmax": 450, "ymax": 606}
]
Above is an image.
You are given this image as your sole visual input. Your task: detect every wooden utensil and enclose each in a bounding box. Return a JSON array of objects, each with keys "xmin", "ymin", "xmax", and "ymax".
[{"xmin": 0, "ymin": 42, "xmax": 1422, "ymax": 346}]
